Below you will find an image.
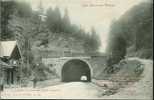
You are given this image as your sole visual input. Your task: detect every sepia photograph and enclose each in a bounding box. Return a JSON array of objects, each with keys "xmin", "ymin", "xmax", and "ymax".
[{"xmin": 0, "ymin": 0, "xmax": 153, "ymax": 99}]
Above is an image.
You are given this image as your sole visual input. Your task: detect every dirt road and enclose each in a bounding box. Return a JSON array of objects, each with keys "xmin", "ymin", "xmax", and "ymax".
[{"xmin": 1, "ymin": 82, "xmax": 103, "ymax": 99}]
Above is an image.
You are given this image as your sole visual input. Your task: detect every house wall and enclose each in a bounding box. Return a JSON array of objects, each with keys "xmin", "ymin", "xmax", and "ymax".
[
  {"xmin": 0, "ymin": 59, "xmax": 21, "ymax": 85},
  {"xmin": 9, "ymin": 59, "xmax": 21, "ymax": 84},
  {"xmin": 0, "ymin": 41, "xmax": 22, "ymax": 86}
]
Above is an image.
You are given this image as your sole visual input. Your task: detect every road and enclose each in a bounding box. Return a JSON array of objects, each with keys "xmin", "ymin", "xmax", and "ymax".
[{"xmin": 1, "ymin": 82, "xmax": 103, "ymax": 99}]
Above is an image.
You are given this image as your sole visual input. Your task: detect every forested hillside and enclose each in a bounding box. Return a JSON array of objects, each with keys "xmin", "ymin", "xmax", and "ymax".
[
  {"xmin": 0, "ymin": 1, "xmax": 101, "ymax": 53},
  {"xmin": 0, "ymin": 0, "xmax": 101, "ymax": 81},
  {"xmin": 106, "ymin": 1, "xmax": 153, "ymax": 65}
]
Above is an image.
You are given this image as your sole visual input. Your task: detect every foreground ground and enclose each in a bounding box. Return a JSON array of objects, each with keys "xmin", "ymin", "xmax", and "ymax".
[
  {"xmin": 0, "ymin": 58, "xmax": 153, "ymax": 99},
  {"xmin": 101, "ymin": 58, "xmax": 153, "ymax": 100},
  {"xmin": 1, "ymin": 82, "xmax": 103, "ymax": 99}
]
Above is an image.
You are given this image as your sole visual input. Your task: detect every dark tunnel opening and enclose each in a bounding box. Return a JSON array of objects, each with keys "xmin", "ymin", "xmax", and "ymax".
[{"xmin": 61, "ymin": 59, "xmax": 91, "ymax": 82}]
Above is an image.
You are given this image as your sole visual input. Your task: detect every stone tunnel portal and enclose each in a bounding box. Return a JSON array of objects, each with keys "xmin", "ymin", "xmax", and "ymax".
[{"xmin": 61, "ymin": 59, "xmax": 91, "ymax": 82}]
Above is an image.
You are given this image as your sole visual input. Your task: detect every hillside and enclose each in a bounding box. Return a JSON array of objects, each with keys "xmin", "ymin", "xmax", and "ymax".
[
  {"xmin": 102, "ymin": 58, "xmax": 153, "ymax": 99},
  {"xmin": 106, "ymin": 1, "xmax": 153, "ymax": 66},
  {"xmin": 32, "ymin": 32, "xmax": 85, "ymax": 56}
]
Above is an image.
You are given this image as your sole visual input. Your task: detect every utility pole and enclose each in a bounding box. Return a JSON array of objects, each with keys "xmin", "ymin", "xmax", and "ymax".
[
  {"xmin": 38, "ymin": 0, "xmax": 43, "ymax": 14},
  {"xmin": 37, "ymin": 0, "xmax": 44, "ymax": 33}
]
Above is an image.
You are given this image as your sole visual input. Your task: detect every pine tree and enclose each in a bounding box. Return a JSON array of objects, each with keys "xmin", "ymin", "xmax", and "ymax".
[{"xmin": 61, "ymin": 9, "xmax": 71, "ymax": 33}]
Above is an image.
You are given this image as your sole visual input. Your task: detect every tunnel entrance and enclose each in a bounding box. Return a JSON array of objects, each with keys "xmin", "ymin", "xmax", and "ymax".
[{"xmin": 61, "ymin": 59, "xmax": 91, "ymax": 82}]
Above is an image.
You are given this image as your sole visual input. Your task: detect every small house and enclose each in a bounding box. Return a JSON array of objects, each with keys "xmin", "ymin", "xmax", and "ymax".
[{"xmin": 0, "ymin": 41, "xmax": 22, "ymax": 85}]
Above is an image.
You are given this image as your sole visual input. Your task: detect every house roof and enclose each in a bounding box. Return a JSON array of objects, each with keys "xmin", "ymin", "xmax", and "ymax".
[{"xmin": 0, "ymin": 41, "xmax": 17, "ymax": 57}]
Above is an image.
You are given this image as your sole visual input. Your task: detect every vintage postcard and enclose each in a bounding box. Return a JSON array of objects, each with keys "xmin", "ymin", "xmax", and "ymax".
[{"xmin": 0, "ymin": 0, "xmax": 153, "ymax": 99}]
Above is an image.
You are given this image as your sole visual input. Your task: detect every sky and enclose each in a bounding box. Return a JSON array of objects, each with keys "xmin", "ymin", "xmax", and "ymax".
[{"xmin": 24, "ymin": 0, "xmax": 146, "ymax": 52}]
